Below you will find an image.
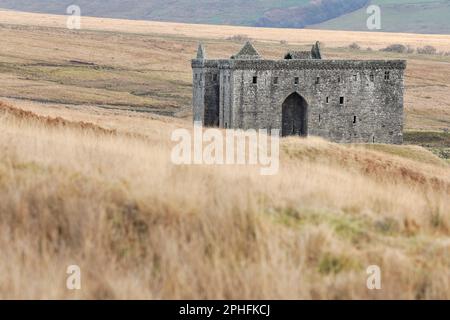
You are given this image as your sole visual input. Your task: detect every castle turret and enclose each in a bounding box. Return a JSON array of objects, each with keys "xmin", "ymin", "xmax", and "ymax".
[
  {"xmin": 311, "ymin": 41, "xmax": 322, "ymax": 59},
  {"xmin": 192, "ymin": 43, "xmax": 205, "ymax": 123},
  {"xmin": 196, "ymin": 43, "xmax": 206, "ymax": 60},
  {"xmin": 191, "ymin": 43, "xmax": 220, "ymax": 126}
]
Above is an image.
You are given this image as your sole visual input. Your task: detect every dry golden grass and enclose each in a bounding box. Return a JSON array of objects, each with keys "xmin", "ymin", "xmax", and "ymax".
[{"xmin": 0, "ymin": 101, "xmax": 449, "ymax": 299}]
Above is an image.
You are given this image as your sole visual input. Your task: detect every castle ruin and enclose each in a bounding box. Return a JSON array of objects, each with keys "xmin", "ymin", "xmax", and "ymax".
[{"xmin": 192, "ymin": 41, "xmax": 406, "ymax": 144}]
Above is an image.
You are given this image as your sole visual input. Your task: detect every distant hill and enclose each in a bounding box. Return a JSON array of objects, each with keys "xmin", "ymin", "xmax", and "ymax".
[
  {"xmin": 254, "ymin": 0, "xmax": 369, "ymax": 28},
  {"xmin": 0, "ymin": 0, "xmax": 448, "ymax": 34},
  {"xmin": 0, "ymin": 0, "xmax": 370, "ymax": 28},
  {"xmin": 311, "ymin": 0, "xmax": 450, "ymax": 34}
]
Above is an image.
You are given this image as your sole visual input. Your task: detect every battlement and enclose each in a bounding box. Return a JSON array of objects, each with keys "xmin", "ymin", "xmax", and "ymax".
[{"xmin": 192, "ymin": 59, "xmax": 406, "ymax": 70}]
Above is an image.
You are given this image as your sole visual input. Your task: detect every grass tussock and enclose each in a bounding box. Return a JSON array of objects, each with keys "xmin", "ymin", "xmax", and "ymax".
[{"xmin": 0, "ymin": 101, "xmax": 449, "ymax": 299}]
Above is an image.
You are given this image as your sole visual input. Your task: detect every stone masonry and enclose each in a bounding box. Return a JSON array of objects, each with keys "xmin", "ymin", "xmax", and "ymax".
[{"xmin": 192, "ymin": 41, "xmax": 406, "ymax": 144}]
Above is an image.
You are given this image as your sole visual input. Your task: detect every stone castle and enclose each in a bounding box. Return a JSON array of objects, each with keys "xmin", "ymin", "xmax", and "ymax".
[{"xmin": 191, "ymin": 41, "xmax": 406, "ymax": 144}]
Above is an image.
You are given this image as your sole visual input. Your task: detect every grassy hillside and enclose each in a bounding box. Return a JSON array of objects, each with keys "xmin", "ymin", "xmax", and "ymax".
[
  {"xmin": 1, "ymin": 100, "xmax": 449, "ymax": 299},
  {"xmin": 0, "ymin": 11, "xmax": 449, "ymax": 299},
  {"xmin": 313, "ymin": 0, "xmax": 450, "ymax": 34}
]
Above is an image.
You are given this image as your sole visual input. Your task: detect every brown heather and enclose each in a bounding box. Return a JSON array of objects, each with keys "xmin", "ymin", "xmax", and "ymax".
[{"xmin": 0, "ymin": 101, "xmax": 449, "ymax": 299}]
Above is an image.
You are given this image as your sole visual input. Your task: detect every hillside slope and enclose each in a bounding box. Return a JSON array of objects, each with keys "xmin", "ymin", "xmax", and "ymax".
[
  {"xmin": 0, "ymin": 0, "xmax": 449, "ymax": 33},
  {"xmin": 313, "ymin": 0, "xmax": 450, "ymax": 34},
  {"xmin": 0, "ymin": 101, "xmax": 449, "ymax": 299},
  {"xmin": 0, "ymin": 0, "xmax": 345, "ymax": 26}
]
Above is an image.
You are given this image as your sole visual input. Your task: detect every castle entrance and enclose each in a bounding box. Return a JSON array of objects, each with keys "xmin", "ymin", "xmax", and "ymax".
[{"xmin": 281, "ymin": 93, "xmax": 307, "ymax": 137}]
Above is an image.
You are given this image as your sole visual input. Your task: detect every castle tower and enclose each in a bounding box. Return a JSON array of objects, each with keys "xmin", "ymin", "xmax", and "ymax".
[
  {"xmin": 191, "ymin": 43, "xmax": 220, "ymax": 126},
  {"xmin": 192, "ymin": 43, "xmax": 206, "ymax": 123}
]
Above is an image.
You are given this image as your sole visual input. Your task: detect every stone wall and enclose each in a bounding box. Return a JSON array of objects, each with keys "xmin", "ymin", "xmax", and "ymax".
[{"xmin": 192, "ymin": 60, "xmax": 220, "ymax": 126}]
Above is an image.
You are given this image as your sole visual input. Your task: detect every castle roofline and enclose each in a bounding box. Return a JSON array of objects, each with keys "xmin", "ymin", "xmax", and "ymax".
[
  {"xmin": 284, "ymin": 41, "xmax": 322, "ymax": 60},
  {"xmin": 231, "ymin": 41, "xmax": 262, "ymax": 60},
  {"xmin": 192, "ymin": 59, "xmax": 407, "ymax": 70}
]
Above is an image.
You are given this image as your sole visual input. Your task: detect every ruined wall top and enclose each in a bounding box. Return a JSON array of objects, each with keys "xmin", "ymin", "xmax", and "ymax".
[
  {"xmin": 192, "ymin": 59, "xmax": 406, "ymax": 70},
  {"xmin": 284, "ymin": 41, "xmax": 322, "ymax": 60},
  {"xmin": 192, "ymin": 41, "xmax": 406, "ymax": 70}
]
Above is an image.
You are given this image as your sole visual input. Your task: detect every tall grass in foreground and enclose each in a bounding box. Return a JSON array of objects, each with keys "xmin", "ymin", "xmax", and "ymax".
[{"xmin": 0, "ymin": 102, "xmax": 449, "ymax": 299}]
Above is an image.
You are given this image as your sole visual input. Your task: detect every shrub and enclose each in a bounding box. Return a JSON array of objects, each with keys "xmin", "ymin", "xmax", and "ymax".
[
  {"xmin": 381, "ymin": 44, "xmax": 407, "ymax": 53},
  {"xmin": 226, "ymin": 34, "xmax": 251, "ymax": 42},
  {"xmin": 348, "ymin": 42, "xmax": 360, "ymax": 50},
  {"xmin": 417, "ymin": 45, "xmax": 437, "ymax": 55}
]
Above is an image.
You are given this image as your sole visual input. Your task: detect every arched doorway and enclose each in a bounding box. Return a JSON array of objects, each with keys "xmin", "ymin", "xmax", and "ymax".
[{"xmin": 281, "ymin": 92, "xmax": 307, "ymax": 137}]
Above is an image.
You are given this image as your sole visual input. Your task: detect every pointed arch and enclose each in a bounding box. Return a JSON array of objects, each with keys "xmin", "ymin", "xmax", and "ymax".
[{"xmin": 281, "ymin": 92, "xmax": 308, "ymax": 137}]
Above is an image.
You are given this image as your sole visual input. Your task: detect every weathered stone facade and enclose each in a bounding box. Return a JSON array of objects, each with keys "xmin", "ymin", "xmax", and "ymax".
[{"xmin": 192, "ymin": 42, "xmax": 406, "ymax": 144}]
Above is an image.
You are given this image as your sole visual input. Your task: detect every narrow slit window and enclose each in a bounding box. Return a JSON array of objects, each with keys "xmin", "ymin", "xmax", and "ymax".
[
  {"xmin": 353, "ymin": 116, "xmax": 357, "ymax": 123},
  {"xmin": 294, "ymin": 77, "xmax": 299, "ymax": 85},
  {"xmin": 353, "ymin": 74, "xmax": 357, "ymax": 81},
  {"xmin": 315, "ymin": 77, "xmax": 320, "ymax": 84},
  {"xmin": 384, "ymin": 71, "xmax": 390, "ymax": 80},
  {"xmin": 319, "ymin": 114, "xmax": 321, "ymax": 123},
  {"xmin": 273, "ymin": 77, "xmax": 278, "ymax": 85},
  {"xmin": 326, "ymin": 97, "xmax": 329, "ymax": 104},
  {"xmin": 340, "ymin": 97, "xmax": 345, "ymax": 105},
  {"xmin": 338, "ymin": 76, "xmax": 341, "ymax": 83},
  {"xmin": 370, "ymin": 74, "xmax": 374, "ymax": 82},
  {"xmin": 253, "ymin": 76, "xmax": 257, "ymax": 84},
  {"xmin": 213, "ymin": 74, "xmax": 217, "ymax": 82}
]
